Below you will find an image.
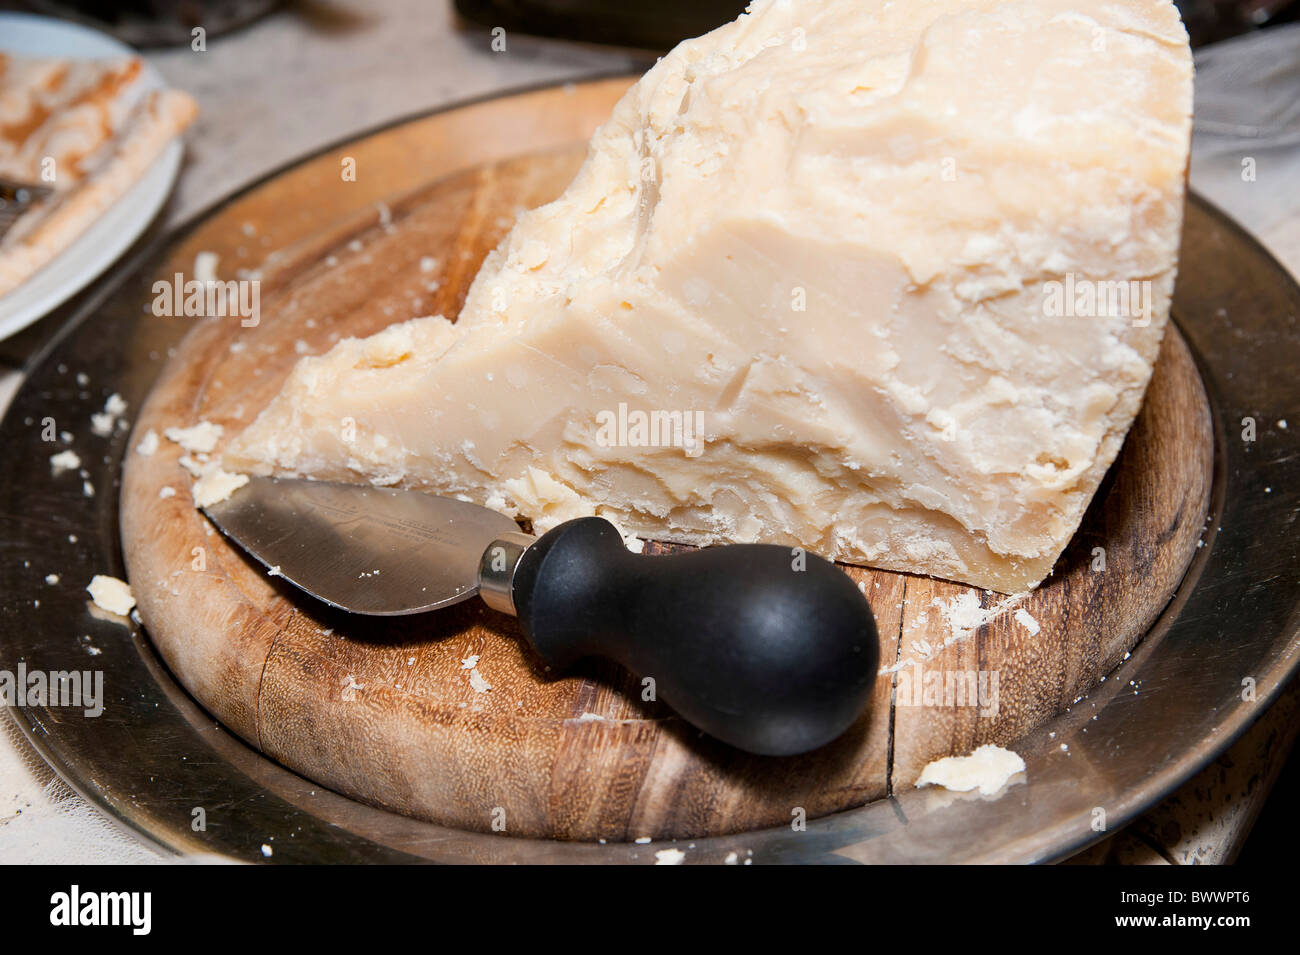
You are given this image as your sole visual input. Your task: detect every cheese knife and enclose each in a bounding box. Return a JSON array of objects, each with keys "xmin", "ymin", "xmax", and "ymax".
[{"xmin": 203, "ymin": 476, "xmax": 878, "ymax": 756}]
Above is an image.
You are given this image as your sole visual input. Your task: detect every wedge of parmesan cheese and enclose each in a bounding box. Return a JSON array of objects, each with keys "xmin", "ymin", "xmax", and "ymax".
[{"xmin": 225, "ymin": 0, "xmax": 1193, "ymax": 592}]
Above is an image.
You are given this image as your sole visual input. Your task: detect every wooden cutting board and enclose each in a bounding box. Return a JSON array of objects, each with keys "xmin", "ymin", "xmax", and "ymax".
[{"xmin": 119, "ymin": 78, "xmax": 1213, "ymax": 842}]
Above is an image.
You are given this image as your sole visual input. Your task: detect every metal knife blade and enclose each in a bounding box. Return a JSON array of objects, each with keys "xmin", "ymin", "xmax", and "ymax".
[{"xmin": 201, "ymin": 476, "xmax": 522, "ymax": 615}]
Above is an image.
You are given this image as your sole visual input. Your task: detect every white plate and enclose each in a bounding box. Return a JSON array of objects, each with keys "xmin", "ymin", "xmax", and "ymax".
[{"xmin": 0, "ymin": 12, "xmax": 184, "ymax": 341}]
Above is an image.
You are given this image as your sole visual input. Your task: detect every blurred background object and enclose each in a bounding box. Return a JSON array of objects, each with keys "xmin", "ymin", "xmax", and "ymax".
[
  {"xmin": 2, "ymin": 0, "xmax": 1296, "ymax": 50},
  {"xmin": 452, "ymin": 0, "xmax": 745, "ymax": 51},
  {"xmin": 1177, "ymin": 0, "xmax": 1299, "ymax": 44},
  {"xmin": 9, "ymin": 0, "xmax": 283, "ymax": 45},
  {"xmin": 450, "ymin": 0, "xmax": 1299, "ymax": 50}
]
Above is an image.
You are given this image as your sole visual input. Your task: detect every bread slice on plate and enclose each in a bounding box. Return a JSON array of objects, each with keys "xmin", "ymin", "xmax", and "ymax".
[{"xmin": 0, "ymin": 52, "xmax": 197, "ymax": 297}]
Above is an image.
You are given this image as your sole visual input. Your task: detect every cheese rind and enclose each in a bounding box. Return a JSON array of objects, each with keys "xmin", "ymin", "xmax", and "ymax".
[{"xmin": 226, "ymin": 0, "xmax": 1193, "ymax": 592}]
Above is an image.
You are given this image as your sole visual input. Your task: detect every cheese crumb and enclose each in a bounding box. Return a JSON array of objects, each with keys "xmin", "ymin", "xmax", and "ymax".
[
  {"xmin": 467, "ymin": 667, "xmax": 491, "ymax": 693},
  {"xmin": 177, "ymin": 455, "xmax": 210, "ymax": 478},
  {"xmin": 164, "ymin": 421, "xmax": 223, "ymax": 454},
  {"xmin": 619, "ymin": 529, "xmax": 645, "ymax": 554},
  {"xmin": 136, "ymin": 429, "xmax": 160, "ymax": 456},
  {"xmin": 159, "ymin": 486, "xmax": 176, "ymax": 499},
  {"xmin": 460, "ymin": 654, "xmax": 479, "ymax": 670},
  {"xmin": 916, "ymin": 744, "xmax": 1025, "ymax": 796},
  {"xmin": 195, "ymin": 251, "xmax": 219, "ymax": 283},
  {"xmin": 86, "ymin": 574, "xmax": 136, "ymax": 616},
  {"xmin": 933, "ymin": 592, "xmax": 988, "ymax": 638},
  {"xmin": 45, "ymin": 574, "xmax": 59, "ymax": 585},
  {"xmin": 90, "ymin": 393, "xmax": 128, "ymax": 437},
  {"xmin": 1013, "ymin": 608, "xmax": 1041, "ymax": 636},
  {"xmin": 192, "ymin": 469, "xmax": 250, "ymax": 508},
  {"xmin": 884, "ymin": 591, "xmax": 1029, "ymax": 674},
  {"xmin": 654, "ymin": 848, "xmax": 686, "ymax": 865},
  {"xmin": 50, "ymin": 450, "xmax": 81, "ymax": 474}
]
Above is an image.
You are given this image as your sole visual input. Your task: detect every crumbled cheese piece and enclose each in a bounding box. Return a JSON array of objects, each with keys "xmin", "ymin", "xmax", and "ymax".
[
  {"xmin": 654, "ymin": 848, "xmax": 686, "ymax": 865},
  {"xmin": 177, "ymin": 455, "xmax": 210, "ymax": 478},
  {"xmin": 89, "ymin": 393, "xmax": 128, "ymax": 437},
  {"xmin": 260, "ymin": 844, "xmax": 273, "ymax": 858},
  {"xmin": 884, "ymin": 591, "xmax": 1029, "ymax": 675},
  {"xmin": 460, "ymin": 654, "xmax": 479, "ymax": 670},
  {"xmin": 194, "ymin": 251, "xmax": 219, "ymax": 283},
  {"xmin": 159, "ymin": 486, "xmax": 176, "ymax": 499},
  {"xmin": 502, "ymin": 466, "xmax": 590, "ymax": 535},
  {"xmin": 577, "ymin": 712, "xmax": 605, "ymax": 721},
  {"xmin": 191, "ymin": 468, "xmax": 249, "ymax": 508},
  {"xmin": 86, "ymin": 574, "xmax": 136, "ymax": 616},
  {"xmin": 50, "ymin": 450, "xmax": 81, "ymax": 474},
  {"xmin": 467, "ymin": 667, "xmax": 491, "ymax": 693},
  {"xmin": 493, "ymin": 471, "xmax": 645, "ymax": 551},
  {"xmin": 136, "ymin": 429, "xmax": 160, "ymax": 456},
  {"xmin": 1013, "ymin": 608, "xmax": 1041, "ymax": 636},
  {"xmin": 45, "ymin": 574, "xmax": 59, "ymax": 584},
  {"xmin": 934, "ymin": 592, "xmax": 988, "ymax": 639},
  {"xmin": 164, "ymin": 420, "xmax": 223, "ymax": 454},
  {"xmin": 916, "ymin": 744, "xmax": 1025, "ymax": 796}
]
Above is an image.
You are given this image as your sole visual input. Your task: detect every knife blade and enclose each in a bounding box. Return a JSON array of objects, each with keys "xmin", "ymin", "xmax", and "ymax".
[
  {"xmin": 203, "ymin": 476, "xmax": 522, "ymax": 615},
  {"xmin": 203, "ymin": 476, "xmax": 879, "ymax": 756}
]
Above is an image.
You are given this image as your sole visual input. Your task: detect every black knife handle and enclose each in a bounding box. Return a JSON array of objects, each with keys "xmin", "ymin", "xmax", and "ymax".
[{"xmin": 509, "ymin": 517, "xmax": 879, "ymax": 756}]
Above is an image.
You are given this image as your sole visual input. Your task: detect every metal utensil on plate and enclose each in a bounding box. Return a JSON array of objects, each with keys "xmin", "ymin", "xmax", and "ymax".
[
  {"xmin": 203, "ymin": 476, "xmax": 880, "ymax": 756},
  {"xmin": 0, "ymin": 177, "xmax": 54, "ymax": 239}
]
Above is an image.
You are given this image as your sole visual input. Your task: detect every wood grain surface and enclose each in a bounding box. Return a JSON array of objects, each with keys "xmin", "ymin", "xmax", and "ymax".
[{"xmin": 119, "ymin": 79, "xmax": 1214, "ymax": 841}]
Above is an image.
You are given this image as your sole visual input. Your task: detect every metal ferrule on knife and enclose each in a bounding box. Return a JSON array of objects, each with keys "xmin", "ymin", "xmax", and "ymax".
[{"xmin": 476, "ymin": 532, "xmax": 534, "ymax": 615}]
